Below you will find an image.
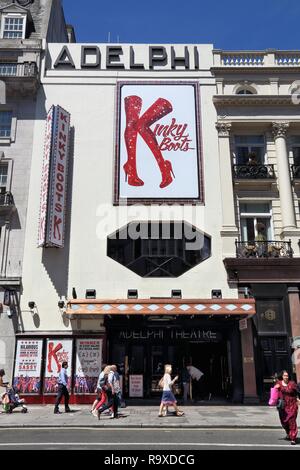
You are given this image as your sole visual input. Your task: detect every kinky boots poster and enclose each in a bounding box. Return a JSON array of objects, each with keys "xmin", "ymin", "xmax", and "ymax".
[{"xmin": 115, "ymin": 82, "xmax": 203, "ymax": 204}]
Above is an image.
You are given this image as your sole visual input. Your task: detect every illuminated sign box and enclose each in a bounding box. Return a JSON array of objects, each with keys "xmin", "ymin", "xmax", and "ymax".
[
  {"xmin": 38, "ymin": 105, "xmax": 71, "ymax": 248},
  {"xmin": 115, "ymin": 82, "xmax": 204, "ymax": 205}
]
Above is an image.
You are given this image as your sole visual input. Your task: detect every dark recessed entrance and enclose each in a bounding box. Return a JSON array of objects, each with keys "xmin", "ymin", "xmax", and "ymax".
[{"xmin": 106, "ymin": 316, "xmax": 243, "ymax": 403}]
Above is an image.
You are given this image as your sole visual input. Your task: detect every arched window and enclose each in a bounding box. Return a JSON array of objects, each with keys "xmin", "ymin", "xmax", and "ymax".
[
  {"xmin": 237, "ymin": 89, "xmax": 254, "ymax": 95},
  {"xmin": 234, "ymin": 83, "xmax": 257, "ymax": 95}
]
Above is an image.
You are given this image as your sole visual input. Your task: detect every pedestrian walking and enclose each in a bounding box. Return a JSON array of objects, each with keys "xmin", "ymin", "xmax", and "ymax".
[
  {"xmin": 187, "ymin": 364, "xmax": 204, "ymax": 401},
  {"xmin": 158, "ymin": 364, "xmax": 184, "ymax": 417},
  {"xmin": 274, "ymin": 370, "xmax": 300, "ymax": 445},
  {"xmin": 54, "ymin": 362, "xmax": 71, "ymax": 414},
  {"xmin": 96, "ymin": 365, "xmax": 114, "ymax": 420},
  {"xmin": 181, "ymin": 364, "xmax": 191, "ymax": 404},
  {"xmin": 0, "ymin": 369, "xmax": 9, "ymax": 390},
  {"xmin": 91, "ymin": 363, "xmax": 107, "ymax": 414},
  {"xmin": 108, "ymin": 365, "xmax": 121, "ymax": 419}
]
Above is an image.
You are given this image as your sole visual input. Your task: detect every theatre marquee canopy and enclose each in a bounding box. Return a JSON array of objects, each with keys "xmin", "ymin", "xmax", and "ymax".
[{"xmin": 66, "ymin": 299, "xmax": 256, "ymax": 319}]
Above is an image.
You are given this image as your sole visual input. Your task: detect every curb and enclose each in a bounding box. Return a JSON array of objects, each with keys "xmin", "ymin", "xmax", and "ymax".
[{"xmin": 0, "ymin": 424, "xmax": 282, "ymax": 430}]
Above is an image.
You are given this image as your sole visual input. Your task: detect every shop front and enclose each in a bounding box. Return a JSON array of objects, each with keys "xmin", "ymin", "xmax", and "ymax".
[
  {"xmin": 66, "ymin": 298, "xmax": 257, "ymax": 403},
  {"xmin": 107, "ymin": 320, "xmax": 232, "ymax": 401}
]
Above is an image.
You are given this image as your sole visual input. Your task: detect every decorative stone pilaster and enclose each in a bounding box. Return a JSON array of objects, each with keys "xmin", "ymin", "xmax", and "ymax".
[
  {"xmin": 272, "ymin": 121, "xmax": 289, "ymax": 139},
  {"xmin": 272, "ymin": 122, "xmax": 298, "ymax": 237},
  {"xmin": 216, "ymin": 121, "xmax": 238, "ymax": 257},
  {"xmin": 216, "ymin": 121, "xmax": 231, "ymax": 137}
]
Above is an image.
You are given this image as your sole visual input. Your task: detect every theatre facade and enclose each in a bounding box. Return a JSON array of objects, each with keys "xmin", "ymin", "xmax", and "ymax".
[{"xmin": 12, "ymin": 43, "xmax": 300, "ymax": 404}]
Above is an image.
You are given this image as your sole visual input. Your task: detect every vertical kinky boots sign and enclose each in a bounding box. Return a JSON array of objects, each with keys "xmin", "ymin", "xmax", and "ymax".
[
  {"xmin": 38, "ymin": 106, "xmax": 71, "ymax": 248},
  {"xmin": 115, "ymin": 82, "xmax": 203, "ymax": 204}
]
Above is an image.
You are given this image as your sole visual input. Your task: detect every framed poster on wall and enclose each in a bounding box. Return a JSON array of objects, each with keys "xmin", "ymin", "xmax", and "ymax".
[
  {"xmin": 74, "ymin": 339, "xmax": 102, "ymax": 394},
  {"xmin": 43, "ymin": 339, "xmax": 73, "ymax": 394},
  {"xmin": 114, "ymin": 81, "xmax": 203, "ymax": 205},
  {"xmin": 129, "ymin": 375, "xmax": 143, "ymax": 397},
  {"xmin": 13, "ymin": 339, "xmax": 43, "ymax": 394}
]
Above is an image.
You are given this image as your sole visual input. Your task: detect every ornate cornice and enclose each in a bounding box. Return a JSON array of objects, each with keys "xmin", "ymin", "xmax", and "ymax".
[
  {"xmin": 213, "ymin": 95, "xmax": 294, "ymax": 107},
  {"xmin": 212, "ymin": 66, "xmax": 300, "ymax": 75},
  {"xmin": 216, "ymin": 121, "xmax": 232, "ymax": 137},
  {"xmin": 272, "ymin": 121, "xmax": 290, "ymax": 139}
]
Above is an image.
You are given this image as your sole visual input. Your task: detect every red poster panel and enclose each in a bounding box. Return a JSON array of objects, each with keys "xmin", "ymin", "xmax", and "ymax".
[{"xmin": 43, "ymin": 339, "xmax": 73, "ymax": 394}]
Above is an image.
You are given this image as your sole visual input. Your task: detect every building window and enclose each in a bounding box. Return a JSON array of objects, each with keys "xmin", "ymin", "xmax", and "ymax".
[
  {"xmin": 290, "ymin": 139, "xmax": 300, "ymax": 179},
  {"xmin": 237, "ymin": 89, "xmax": 254, "ymax": 95},
  {"xmin": 107, "ymin": 221, "xmax": 211, "ymax": 278},
  {"xmin": 0, "ymin": 111, "xmax": 12, "ymax": 138},
  {"xmin": 1, "ymin": 15, "xmax": 26, "ymax": 39},
  {"xmin": 234, "ymin": 135, "xmax": 265, "ymax": 165},
  {"xmin": 0, "ymin": 164, "xmax": 8, "ymax": 191},
  {"xmin": 239, "ymin": 202, "xmax": 273, "ymax": 242},
  {"xmin": 0, "ymin": 63, "xmax": 17, "ymax": 76},
  {"xmin": 292, "ymin": 146, "xmax": 300, "ymax": 166}
]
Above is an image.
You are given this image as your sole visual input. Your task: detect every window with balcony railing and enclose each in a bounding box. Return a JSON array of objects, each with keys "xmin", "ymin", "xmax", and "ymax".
[
  {"xmin": 0, "ymin": 111, "xmax": 12, "ymax": 138},
  {"xmin": 232, "ymin": 135, "xmax": 275, "ymax": 179},
  {"xmin": 239, "ymin": 202, "xmax": 273, "ymax": 242},
  {"xmin": 236, "ymin": 202, "xmax": 292, "ymax": 258},
  {"xmin": 234, "ymin": 135, "xmax": 265, "ymax": 165}
]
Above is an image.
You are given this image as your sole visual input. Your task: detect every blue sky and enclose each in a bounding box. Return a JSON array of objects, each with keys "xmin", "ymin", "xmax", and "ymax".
[{"xmin": 63, "ymin": 0, "xmax": 300, "ymax": 50}]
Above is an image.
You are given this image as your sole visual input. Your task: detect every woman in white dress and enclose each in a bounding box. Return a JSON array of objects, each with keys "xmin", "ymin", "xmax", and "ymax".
[{"xmin": 158, "ymin": 364, "xmax": 184, "ymax": 417}]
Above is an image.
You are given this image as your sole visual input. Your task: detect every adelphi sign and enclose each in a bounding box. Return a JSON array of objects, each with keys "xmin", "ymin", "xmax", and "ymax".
[{"xmin": 52, "ymin": 45, "xmax": 201, "ymax": 71}]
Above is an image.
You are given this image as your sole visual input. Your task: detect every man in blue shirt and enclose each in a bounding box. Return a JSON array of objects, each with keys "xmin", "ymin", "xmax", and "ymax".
[{"xmin": 54, "ymin": 362, "xmax": 71, "ymax": 414}]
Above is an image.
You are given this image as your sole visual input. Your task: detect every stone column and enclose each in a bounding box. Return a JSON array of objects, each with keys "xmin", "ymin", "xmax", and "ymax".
[
  {"xmin": 287, "ymin": 287, "xmax": 300, "ymax": 382},
  {"xmin": 272, "ymin": 122, "xmax": 296, "ymax": 235},
  {"xmin": 240, "ymin": 320, "xmax": 259, "ymax": 403},
  {"xmin": 216, "ymin": 122, "xmax": 238, "ymax": 256}
]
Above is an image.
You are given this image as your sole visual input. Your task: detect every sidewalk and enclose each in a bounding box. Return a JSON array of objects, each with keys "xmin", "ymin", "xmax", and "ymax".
[{"xmin": 0, "ymin": 405, "xmax": 286, "ymax": 428}]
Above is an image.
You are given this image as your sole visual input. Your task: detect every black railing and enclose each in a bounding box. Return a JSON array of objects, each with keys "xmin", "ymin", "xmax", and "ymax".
[
  {"xmin": 291, "ymin": 165, "xmax": 300, "ymax": 179},
  {"xmin": 0, "ymin": 62, "xmax": 37, "ymax": 78},
  {"xmin": 233, "ymin": 164, "xmax": 275, "ymax": 179},
  {"xmin": 236, "ymin": 240, "xmax": 293, "ymax": 258},
  {"xmin": 0, "ymin": 191, "xmax": 14, "ymax": 206}
]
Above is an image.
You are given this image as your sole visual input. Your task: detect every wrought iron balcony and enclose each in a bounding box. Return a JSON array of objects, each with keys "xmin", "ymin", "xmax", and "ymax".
[
  {"xmin": 0, "ymin": 61, "xmax": 39, "ymax": 96},
  {"xmin": 236, "ymin": 240, "xmax": 293, "ymax": 259},
  {"xmin": 233, "ymin": 164, "xmax": 275, "ymax": 179},
  {"xmin": 291, "ymin": 165, "xmax": 300, "ymax": 180}
]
